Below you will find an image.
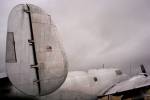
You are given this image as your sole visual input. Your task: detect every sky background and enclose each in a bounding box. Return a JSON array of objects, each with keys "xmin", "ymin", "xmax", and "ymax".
[{"xmin": 0, "ymin": 0, "xmax": 150, "ymax": 76}]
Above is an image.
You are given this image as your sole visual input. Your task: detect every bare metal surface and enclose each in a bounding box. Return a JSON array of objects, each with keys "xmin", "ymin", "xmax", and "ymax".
[
  {"xmin": 105, "ymin": 74, "xmax": 150, "ymax": 95},
  {"xmin": 6, "ymin": 4, "xmax": 68, "ymax": 96},
  {"xmin": 41, "ymin": 68, "xmax": 128, "ymax": 100}
]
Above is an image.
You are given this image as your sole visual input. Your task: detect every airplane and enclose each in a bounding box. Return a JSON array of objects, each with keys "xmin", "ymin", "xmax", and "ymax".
[
  {"xmin": 41, "ymin": 64, "xmax": 150, "ymax": 100},
  {"xmin": 1, "ymin": 3, "xmax": 150, "ymax": 100}
]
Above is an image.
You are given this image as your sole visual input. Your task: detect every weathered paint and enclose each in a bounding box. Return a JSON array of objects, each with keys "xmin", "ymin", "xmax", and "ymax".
[
  {"xmin": 6, "ymin": 4, "xmax": 68, "ymax": 96},
  {"xmin": 40, "ymin": 68, "xmax": 128, "ymax": 100}
]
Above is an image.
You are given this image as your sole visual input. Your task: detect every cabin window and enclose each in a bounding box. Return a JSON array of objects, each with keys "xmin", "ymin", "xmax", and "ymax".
[
  {"xmin": 115, "ymin": 70, "xmax": 122, "ymax": 75},
  {"xmin": 93, "ymin": 77, "xmax": 98, "ymax": 82},
  {"xmin": 6, "ymin": 32, "xmax": 17, "ymax": 63}
]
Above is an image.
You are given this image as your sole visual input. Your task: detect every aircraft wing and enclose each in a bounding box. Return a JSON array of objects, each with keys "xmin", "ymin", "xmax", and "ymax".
[{"xmin": 102, "ymin": 74, "xmax": 150, "ymax": 96}]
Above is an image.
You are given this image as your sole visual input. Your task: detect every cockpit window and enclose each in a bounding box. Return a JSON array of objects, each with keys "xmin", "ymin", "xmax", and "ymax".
[{"xmin": 115, "ymin": 70, "xmax": 122, "ymax": 75}]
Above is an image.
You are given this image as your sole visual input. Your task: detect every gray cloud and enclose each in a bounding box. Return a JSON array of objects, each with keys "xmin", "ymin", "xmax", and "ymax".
[{"xmin": 0, "ymin": 0, "xmax": 150, "ymax": 75}]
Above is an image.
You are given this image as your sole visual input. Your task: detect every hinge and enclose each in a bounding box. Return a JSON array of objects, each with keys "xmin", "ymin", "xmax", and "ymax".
[
  {"xmin": 28, "ymin": 39, "xmax": 34, "ymax": 45},
  {"xmin": 30, "ymin": 64, "xmax": 39, "ymax": 68},
  {"xmin": 23, "ymin": 9, "xmax": 30, "ymax": 13}
]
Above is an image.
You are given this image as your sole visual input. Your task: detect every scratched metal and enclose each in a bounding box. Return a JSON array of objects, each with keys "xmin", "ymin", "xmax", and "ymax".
[{"xmin": 6, "ymin": 4, "xmax": 68, "ymax": 96}]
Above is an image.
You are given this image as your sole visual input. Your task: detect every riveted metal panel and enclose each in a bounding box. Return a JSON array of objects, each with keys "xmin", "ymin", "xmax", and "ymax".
[{"xmin": 6, "ymin": 4, "xmax": 68, "ymax": 96}]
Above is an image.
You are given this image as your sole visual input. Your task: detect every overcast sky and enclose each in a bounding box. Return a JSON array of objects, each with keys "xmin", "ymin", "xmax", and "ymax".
[{"xmin": 0, "ymin": 0, "xmax": 150, "ymax": 75}]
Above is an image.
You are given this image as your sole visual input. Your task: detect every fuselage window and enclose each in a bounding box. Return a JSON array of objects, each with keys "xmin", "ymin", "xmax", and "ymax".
[
  {"xmin": 93, "ymin": 77, "xmax": 98, "ymax": 82},
  {"xmin": 115, "ymin": 70, "xmax": 122, "ymax": 75}
]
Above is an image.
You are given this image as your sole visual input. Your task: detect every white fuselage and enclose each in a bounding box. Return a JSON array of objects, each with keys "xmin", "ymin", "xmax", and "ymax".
[{"xmin": 39, "ymin": 68, "xmax": 128, "ymax": 100}]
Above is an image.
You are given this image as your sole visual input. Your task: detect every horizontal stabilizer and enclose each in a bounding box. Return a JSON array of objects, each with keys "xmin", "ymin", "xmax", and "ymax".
[{"xmin": 0, "ymin": 73, "xmax": 7, "ymax": 79}]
